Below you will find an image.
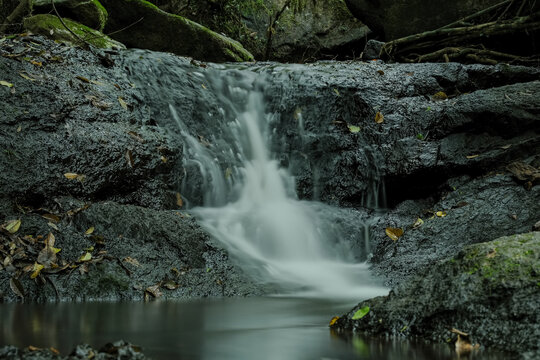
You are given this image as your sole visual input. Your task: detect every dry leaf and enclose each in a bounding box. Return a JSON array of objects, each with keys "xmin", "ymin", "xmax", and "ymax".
[
  {"xmin": 376, "ymin": 70, "xmax": 384, "ymax": 75},
  {"xmin": 128, "ymin": 131, "xmax": 145, "ymax": 143},
  {"xmin": 432, "ymin": 91, "xmax": 448, "ymax": 100},
  {"xmin": 45, "ymin": 232, "xmax": 55, "ymax": 247},
  {"xmin": 486, "ymin": 249, "xmax": 497, "ymax": 259},
  {"xmin": 19, "ymin": 72, "xmax": 35, "ymax": 81},
  {"xmin": 30, "ymin": 60, "xmax": 42, "ymax": 67},
  {"xmin": 500, "ymin": 144, "xmax": 512, "ymax": 150},
  {"xmin": 76, "ymin": 76, "xmax": 90, "ymax": 83},
  {"xmin": 126, "ymin": 149, "xmax": 134, "ymax": 168},
  {"xmin": 385, "ymin": 227, "xmax": 404, "ymax": 241},
  {"xmin": 123, "ymin": 257, "xmax": 140, "ymax": 267},
  {"xmin": 9, "ymin": 277, "xmax": 24, "ymax": 298},
  {"xmin": 146, "ymin": 284, "xmax": 163, "ymax": 298},
  {"xmin": 28, "ymin": 345, "xmax": 40, "ymax": 351},
  {"xmin": 225, "ymin": 167, "xmax": 232, "ymax": 179},
  {"xmin": 176, "ymin": 193, "xmax": 183, "ymax": 207},
  {"xmin": 42, "ymin": 214, "xmax": 60, "ymax": 223},
  {"xmin": 78, "ymin": 252, "xmax": 92, "ymax": 262},
  {"xmin": 4, "ymin": 219, "xmax": 21, "ymax": 233},
  {"xmin": 163, "ymin": 280, "xmax": 179, "ymax": 290},
  {"xmin": 375, "ymin": 111, "xmax": 384, "ymax": 124},
  {"xmin": 64, "ymin": 173, "xmax": 79, "ymax": 179},
  {"xmin": 466, "ymin": 154, "xmax": 479, "ymax": 159},
  {"xmin": 85, "ymin": 227, "xmax": 95, "ymax": 235},
  {"xmin": 329, "ymin": 316, "xmax": 340, "ymax": 326},
  {"xmin": 118, "ymin": 97, "xmax": 128, "ymax": 110},
  {"xmin": 161, "ymin": 156, "xmax": 168, "ymax": 163}
]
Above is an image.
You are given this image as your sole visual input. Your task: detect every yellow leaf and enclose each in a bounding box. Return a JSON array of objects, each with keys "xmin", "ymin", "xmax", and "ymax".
[
  {"xmin": 118, "ymin": 97, "xmax": 128, "ymax": 110},
  {"xmin": 176, "ymin": 193, "xmax": 183, "ymax": 207},
  {"xmin": 64, "ymin": 173, "xmax": 78, "ymax": 179},
  {"xmin": 348, "ymin": 125, "xmax": 361, "ymax": 133},
  {"xmin": 78, "ymin": 252, "xmax": 92, "ymax": 262},
  {"xmin": 161, "ymin": 156, "xmax": 168, "ymax": 163},
  {"xmin": 30, "ymin": 60, "xmax": 42, "ymax": 67},
  {"xmin": 51, "ymin": 247, "xmax": 61, "ymax": 254},
  {"xmin": 123, "ymin": 256, "xmax": 140, "ymax": 267},
  {"xmin": 436, "ymin": 211, "xmax": 447, "ymax": 217},
  {"xmin": 201, "ymin": 84, "xmax": 207, "ymax": 89},
  {"xmin": 333, "ymin": 88, "xmax": 340, "ymax": 96},
  {"xmin": 30, "ymin": 263, "xmax": 44, "ymax": 279},
  {"xmin": 85, "ymin": 227, "xmax": 95, "ymax": 235},
  {"xmin": 19, "ymin": 72, "xmax": 35, "ymax": 81},
  {"xmin": 0, "ymin": 80, "xmax": 13, "ymax": 88},
  {"xmin": 412, "ymin": 217, "xmax": 424, "ymax": 228},
  {"xmin": 5, "ymin": 219, "xmax": 21, "ymax": 233},
  {"xmin": 225, "ymin": 167, "xmax": 232, "ymax": 179},
  {"xmin": 42, "ymin": 214, "xmax": 60, "ymax": 223},
  {"xmin": 375, "ymin": 111, "xmax": 384, "ymax": 124},
  {"xmin": 466, "ymin": 154, "xmax": 479, "ymax": 159},
  {"xmin": 329, "ymin": 316, "xmax": 340, "ymax": 326},
  {"xmin": 76, "ymin": 76, "xmax": 90, "ymax": 83},
  {"xmin": 385, "ymin": 227, "xmax": 404, "ymax": 241}
]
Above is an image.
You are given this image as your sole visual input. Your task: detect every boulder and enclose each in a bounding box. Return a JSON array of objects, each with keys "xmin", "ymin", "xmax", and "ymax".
[
  {"xmin": 332, "ymin": 232, "xmax": 540, "ymax": 355},
  {"xmin": 99, "ymin": 0, "xmax": 254, "ymax": 62},
  {"xmin": 32, "ymin": 0, "xmax": 108, "ymax": 31},
  {"xmin": 344, "ymin": 0, "xmax": 504, "ymax": 40},
  {"xmin": 23, "ymin": 14, "xmax": 124, "ymax": 49},
  {"xmin": 247, "ymin": 0, "xmax": 370, "ymax": 61}
]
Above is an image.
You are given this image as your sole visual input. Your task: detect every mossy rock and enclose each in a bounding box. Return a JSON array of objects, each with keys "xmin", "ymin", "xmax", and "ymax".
[
  {"xmin": 99, "ymin": 0, "xmax": 254, "ymax": 62},
  {"xmin": 33, "ymin": 0, "xmax": 108, "ymax": 31},
  {"xmin": 334, "ymin": 232, "xmax": 540, "ymax": 353},
  {"xmin": 23, "ymin": 14, "xmax": 125, "ymax": 49}
]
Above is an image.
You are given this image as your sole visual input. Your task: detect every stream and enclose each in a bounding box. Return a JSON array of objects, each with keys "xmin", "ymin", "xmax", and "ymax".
[{"xmin": 0, "ymin": 298, "xmax": 507, "ymax": 360}]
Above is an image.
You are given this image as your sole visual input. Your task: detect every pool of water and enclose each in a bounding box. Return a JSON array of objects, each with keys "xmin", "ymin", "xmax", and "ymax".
[{"xmin": 0, "ymin": 297, "xmax": 506, "ymax": 360}]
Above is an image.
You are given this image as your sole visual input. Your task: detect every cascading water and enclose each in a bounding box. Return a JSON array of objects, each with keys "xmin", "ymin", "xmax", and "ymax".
[{"xmin": 170, "ymin": 69, "xmax": 387, "ymax": 299}]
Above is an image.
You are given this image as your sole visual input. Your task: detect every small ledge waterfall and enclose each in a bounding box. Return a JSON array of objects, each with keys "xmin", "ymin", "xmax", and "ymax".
[{"xmin": 171, "ymin": 70, "xmax": 387, "ymax": 299}]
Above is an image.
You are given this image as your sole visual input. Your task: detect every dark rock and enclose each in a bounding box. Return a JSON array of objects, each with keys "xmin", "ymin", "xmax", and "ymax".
[
  {"xmin": 343, "ymin": 0, "xmax": 506, "ymax": 40},
  {"xmin": 362, "ymin": 39, "xmax": 384, "ymax": 60},
  {"xmin": 0, "ymin": 341, "xmax": 148, "ymax": 359},
  {"xmin": 99, "ymin": 0, "xmax": 254, "ymax": 62},
  {"xmin": 32, "ymin": 0, "xmax": 108, "ymax": 31},
  {"xmin": 333, "ymin": 232, "xmax": 540, "ymax": 356}
]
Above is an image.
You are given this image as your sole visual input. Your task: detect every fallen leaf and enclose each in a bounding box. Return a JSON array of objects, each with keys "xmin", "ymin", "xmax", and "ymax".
[
  {"xmin": 64, "ymin": 173, "xmax": 79, "ymax": 180},
  {"xmin": 128, "ymin": 131, "xmax": 144, "ymax": 143},
  {"xmin": 412, "ymin": 218, "xmax": 424, "ymax": 229},
  {"xmin": 118, "ymin": 97, "xmax": 128, "ymax": 110},
  {"xmin": 500, "ymin": 144, "xmax": 512, "ymax": 150},
  {"xmin": 9, "ymin": 277, "xmax": 24, "ymax": 298},
  {"xmin": 146, "ymin": 284, "xmax": 163, "ymax": 298},
  {"xmin": 42, "ymin": 214, "xmax": 60, "ymax": 223},
  {"xmin": 161, "ymin": 156, "xmax": 168, "ymax": 163},
  {"xmin": 28, "ymin": 345, "xmax": 40, "ymax": 351},
  {"xmin": 436, "ymin": 211, "xmax": 447, "ymax": 217},
  {"xmin": 176, "ymin": 193, "xmax": 183, "ymax": 207},
  {"xmin": 17, "ymin": 126, "xmax": 21, "ymax": 132},
  {"xmin": 352, "ymin": 306, "xmax": 370, "ymax": 320},
  {"xmin": 4, "ymin": 219, "xmax": 21, "ymax": 233},
  {"xmin": 85, "ymin": 227, "xmax": 95, "ymax": 235},
  {"xmin": 348, "ymin": 125, "xmax": 361, "ymax": 133},
  {"xmin": 45, "ymin": 232, "xmax": 55, "ymax": 247},
  {"xmin": 19, "ymin": 72, "xmax": 35, "ymax": 81},
  {"xmin": 163, "ymin": 280, "xmax": 179, "ymax": 290},
  {"xmin": 201, "ymin": 84, "xmax": 207, "ymax": 89},
  {"xmin": 0, "ymin": 80, "xmax": 13, "ymax": 88},
  {"xmin": 333, "ymin": 88, "xmax": 340, "ymax": 96},
  {"xmin": 76, "ymin": 76, "xmax": 90, "ymax": 83},
  {"xmin": 486, "ymin": 249, "xmax": 497, "ymax": 259},
  {"xmin": 123, "ymin": 257, "xmax": 140, "ymax": 267},
  {"xmin": 376, "ymin": 70, "xmax": 384, "ymax": 75},
  {"xmin": 50, "ymin": 347, "xmax": 60, "ymax": 355},
  {"xmin": 78, "ymin": 252, "xmax": 92, "ymax": 262},
  {"xmin": 466, "ymin": 154, "xmax": 479, "ymax": 159},
  {"xmin": 374, "ymin": 111, "xmax": 384, "ymax": 124},
  {"xmin": 225, "ymin": 167, "xmax": 232, "ymax": 179},
  {"xmin": 125, "ymin": 149, "xmax": 134, "ymax": 168},
  {"xmin": 385, "ymin": 227, "xmax": 403, "ymax": 241},
  {"xmin": 329, "ymin": 316, "xmax": 340, "ymax": 326},
  {"xmin": 30, "ymin": 262, "xmax": 44, "ymax": 279}
]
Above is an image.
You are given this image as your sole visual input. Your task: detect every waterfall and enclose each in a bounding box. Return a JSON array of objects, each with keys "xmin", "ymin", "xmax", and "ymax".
[{"xmin": 170, "ymin": 70, "xmax": 387, "ymax": 299}]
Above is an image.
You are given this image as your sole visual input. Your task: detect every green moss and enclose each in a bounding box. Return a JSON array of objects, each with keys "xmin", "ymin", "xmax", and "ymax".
[{"xmin": 23, "ymin": 14, "xmax": 125, "ymax": 49}]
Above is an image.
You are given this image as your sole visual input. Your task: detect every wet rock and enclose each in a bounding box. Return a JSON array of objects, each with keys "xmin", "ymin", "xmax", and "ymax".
[
  {"xmin": 333, "ymin": 232, "xmax": 540, "ymax": 356},
  {"xmin": 33, "ymin": 0, "xmax": 109, "ymax": 31},
  {"xmin": 0, "ymin": 341, "xmax": 148, "ymax": 359},
  {"xmin": 23, "ymin": 14, "xmax": 124, "ymax": 49},
  {"xmin": 99, "ymin": 0, "xmax": 254, "ymax": 62}
]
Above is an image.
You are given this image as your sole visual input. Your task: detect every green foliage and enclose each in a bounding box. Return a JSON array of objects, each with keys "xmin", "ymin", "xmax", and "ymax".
[{"xmin": 352, "ymin": 306, "xmax": 370, "ymax": 320}]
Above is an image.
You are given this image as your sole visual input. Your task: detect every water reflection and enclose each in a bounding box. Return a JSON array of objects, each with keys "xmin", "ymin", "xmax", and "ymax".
[{"xmin": 0, "ymin": 298, "xmax": 505, "ymax": 360}]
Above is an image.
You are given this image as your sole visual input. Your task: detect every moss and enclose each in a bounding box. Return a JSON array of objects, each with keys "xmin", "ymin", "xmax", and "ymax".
[
  {"xmin": 23, "ymin": 14, "xmax": 125, "ymax": 49},
  {"xmin": 100, "ymin": 0, "xmax": 253, "ymax": 62},
  {"xmin": 33, "ymin": 0, "xmax": 108, "ymax": 31}
]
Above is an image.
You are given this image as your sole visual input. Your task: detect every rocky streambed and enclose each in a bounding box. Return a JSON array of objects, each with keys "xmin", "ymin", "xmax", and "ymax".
[{"xmin": 0, "ymin": 34, "xmax": 539, "ymax": 357}]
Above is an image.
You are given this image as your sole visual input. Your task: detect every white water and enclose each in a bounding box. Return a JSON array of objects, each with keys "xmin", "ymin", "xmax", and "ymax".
[{"xmin": 170, "ymin": 74, "xmax": 387, "ymax": 299}]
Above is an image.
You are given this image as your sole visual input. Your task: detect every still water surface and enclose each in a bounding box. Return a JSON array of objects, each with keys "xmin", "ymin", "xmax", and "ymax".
[{"xmin": 0, "ymin": 297, "xmax": 506, "ymax": 360}]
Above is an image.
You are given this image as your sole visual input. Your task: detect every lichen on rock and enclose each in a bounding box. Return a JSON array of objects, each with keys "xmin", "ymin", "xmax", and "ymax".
[{"xmin": 32, "ymin": 0, "xmax": 108, "ymax": 31}]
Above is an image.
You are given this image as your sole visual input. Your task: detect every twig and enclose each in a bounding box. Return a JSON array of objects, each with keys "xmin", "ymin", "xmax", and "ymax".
[
  {"xmin": 82, "ymin": 17, "xmax": 144, "ymax": 42},
  {"xmin": 517, "ymin": 0, "xmax": 528, "ymax": 16},
  {"xmin": 497, "ymin": 0, "xmax": 517, "ymax": 21},
  {"xmin": 44, "ymin": 275, "xmax": 60, "ymax": 301},
  {"xmin": 50, "ymin": 0, "xmax": 94, "ymax": 51},
  {"xmin": 438, "ymin": 0, "xmax": 511, "ymax": 30}
]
